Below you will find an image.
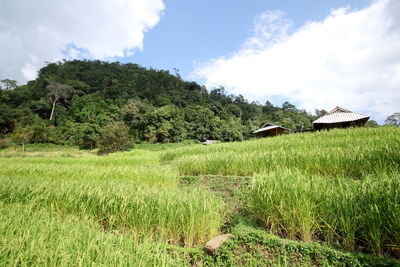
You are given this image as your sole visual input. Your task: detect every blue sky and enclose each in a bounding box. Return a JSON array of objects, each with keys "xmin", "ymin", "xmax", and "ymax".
[
  {"xmin": 122, "ymin": 0, "xmax": 369, "ymax": 80},
  {"xmin": 1, "ymin": 0, "xmax": 399, "ymax": 122}
]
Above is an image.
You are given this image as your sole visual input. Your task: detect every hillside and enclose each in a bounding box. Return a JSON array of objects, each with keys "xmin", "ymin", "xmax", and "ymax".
[
  {"xmin": 0, "ymin": 127, "xmax": 399, "ymax": 266},
  {"xmin": 0, "ymin": 60, "xmax": 319, "ymax": 148}
]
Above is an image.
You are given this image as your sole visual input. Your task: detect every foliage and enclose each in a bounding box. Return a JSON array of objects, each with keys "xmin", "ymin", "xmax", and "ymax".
[
  {"xmin": 73, "ymin": 122, "xmax": 100, "ymax": 149},
  {"xmin": 365, "ymin": 119, "xmax": 379, "ymax": 127},
  {"xmin": 0, "ymin": 79, "xmax": 17, "ymax": 90},
  {"xmin": 214, "ymin": 224, "xmax": 399, "ymax": 266},
  {"xmin": 98, "ymin": 121, "xmax": 132, "ymax": 154},
  {"xmin": 0, "ymin": 138, "xmax": 12, "ymax": 149},
  {"xmin": 12, "ymin": 126, "xmax": 33, "ymax": 152},
  {"xmin": 1, "ymin": 60, "xmax": 319, "ymax": 145}
]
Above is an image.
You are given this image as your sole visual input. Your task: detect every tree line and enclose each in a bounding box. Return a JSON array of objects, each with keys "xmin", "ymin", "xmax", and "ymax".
[{"xmin": 0, "ymin": 60, "xmax": 385, "ymax": 153}]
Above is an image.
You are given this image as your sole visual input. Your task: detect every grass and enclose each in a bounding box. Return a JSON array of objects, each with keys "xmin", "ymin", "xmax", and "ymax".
[
  {"xmin": 0, "ymin": 202, "xmax": 190, "ymax": 266},
  {"xmin": 0, "ymin": 178, "xmax": 223, "ymax": 246},
  {"xmin": 247, "ymin": 170, "xmax": 400, "ymax": 256},
  {"xmin": 214, "ymin": 224, "xmax": 399, "ymax": 267},
  {"xmin": 0, "ymin": 150, "xmax": 176, "ymax": 186},
  {"xmin": 163, "ymin": 127, "xmax": 400, "ymax": 177},
  {"xmin": 0, "ymin": 126, "xmax": 399, "ymax": 265},
  {"xmin": 0, "ymin": 143, "xmax": 95, "ymax": 158},
  {"xmin": 2, "ymin": 202, "xmax": 396, "ymax": 267}
]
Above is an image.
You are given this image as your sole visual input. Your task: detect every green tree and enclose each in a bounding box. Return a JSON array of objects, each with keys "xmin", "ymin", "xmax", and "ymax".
[
  {"xmin": 282, "ymin": 101, "xmax": 297, "ymax": 113},
  {"xmin": 121, "ymin": 99, "xmax": 154, "ymax": 139},
  {"xmin": 30, "ymin": 116, "xmax": 57, "ymax": 143},
  {"xmin": 0, "ymin": 79, "xmax": 18, "ymax": 90},
  {"xmin": 315, "ymin": 109, "xmax": 328, "ymax": 118},
  {"xmin": 69, "ymin": 94, "xmax": 113, "ymax": 124},
  {"xmin": 98, "ymin": 121, "xmax": 132, "ymax": 154},
  {"xmin": 73, "ymin": 123, "xmax": 100, "ymax": 149},
  {"xmin": 281, "ymin": 118, "xmax": 296, "ymax": 130},
  {"xmin": 365, "ymin": 120, "xmax": 379, "ymax": 127},
  {"xmin": 13, "ymin": 126, "xmax": 33, "ymax": 152},
  {"xmin": 0, "ymin": 60, "xmax": 319, "ymax": 144}
]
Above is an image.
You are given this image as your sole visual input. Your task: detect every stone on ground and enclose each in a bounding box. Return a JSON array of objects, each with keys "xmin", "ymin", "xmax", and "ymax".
[{"xmin": 204, "ymin": 234, "xmax": 233, "ymax": 255}]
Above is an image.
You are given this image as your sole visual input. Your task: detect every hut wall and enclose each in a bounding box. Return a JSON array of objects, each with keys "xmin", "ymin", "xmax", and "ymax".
[{"xmin": 313, "ymin": 117, "xmax": 369, "ymax": 130}]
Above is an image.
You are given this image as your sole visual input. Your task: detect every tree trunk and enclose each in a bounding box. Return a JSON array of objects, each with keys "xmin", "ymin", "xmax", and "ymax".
[
  {"xmin": 22, "ymin": 141, "xmax": 25, "ymax": 153},
  {"xmin": 49, "ymin": 100, "xmax": 57, "ymax": 120}
]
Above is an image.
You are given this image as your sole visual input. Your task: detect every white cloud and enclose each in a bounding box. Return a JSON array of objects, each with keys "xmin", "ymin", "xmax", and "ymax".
[
  {"xmin": 193, "ymin": 0, "xmax": 400, "ymax": 120},
  {"xmin": 0, "ymin": 0, "xmax": 165, "ymax": 83}
]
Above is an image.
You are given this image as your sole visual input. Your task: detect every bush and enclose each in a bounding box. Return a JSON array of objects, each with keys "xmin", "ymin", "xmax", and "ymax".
[
  {"xmin": 98, "ymin": 121, "xmax": 132, "ymax": 154},
  {"xmin": 68, "ymin": 122, "xmax": 100, "ymax": 149},
  {"xmin": 0, "ymin": 138, "xmax": 12, "ymax": 149}
]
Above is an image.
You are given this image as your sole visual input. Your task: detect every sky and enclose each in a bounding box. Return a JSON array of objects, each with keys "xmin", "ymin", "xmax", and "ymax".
[{"xmin": 1, "ymin": 0, "xmax": 399, "ymax": 122}]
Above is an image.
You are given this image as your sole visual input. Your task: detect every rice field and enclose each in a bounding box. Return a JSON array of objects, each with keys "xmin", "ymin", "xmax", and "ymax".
[
  {"xmin": 163, "ymin": 127, "xmax": 400, "ymax": 177},
  {"xmin": 0, "ymin": 202, "xmax": 188, "ymax": 266},
  {"xmin": 248, "ymin": 170, "xmax": 400, "ymax": 255},
  {"xmin": 0, "ymin": 127, "xmax": 399, "ymax": 265}
]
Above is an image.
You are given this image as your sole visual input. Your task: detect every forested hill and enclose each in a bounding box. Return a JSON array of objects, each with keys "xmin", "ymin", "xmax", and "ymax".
[{"xmin": 0, "ymin": 60, "xmax": 321, "ymax": 148}]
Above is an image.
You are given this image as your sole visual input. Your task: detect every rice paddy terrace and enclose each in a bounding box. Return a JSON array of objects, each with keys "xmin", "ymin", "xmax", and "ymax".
[{"xmin": 0, "ymin": 127, "xmax": 399, "ymax": 266}]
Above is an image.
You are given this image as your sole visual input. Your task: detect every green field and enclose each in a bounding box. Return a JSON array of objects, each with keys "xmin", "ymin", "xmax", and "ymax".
[{"xmin": 1, "ymin": 127, "xmax": 399, "ymax": 266}]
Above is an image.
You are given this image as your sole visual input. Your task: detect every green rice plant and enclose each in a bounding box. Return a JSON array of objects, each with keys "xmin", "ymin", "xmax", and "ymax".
[
  {"xmin": 0, "ymin": 202, "xmax": 189, "ymax": 266},
  {"xmin": 0, "ymin": 150, "xmax": 177, "ymax": 186},
  {"xmin": 164, "ymin": 127, "xmax": 400, "ymax": 178},
  {"xmin": 1, "ymin": 127, "xmax": 399, "ymax": 263},
  {"xmin": 248, "ymin": 170, "xmax": 319, "ymax": 242},
  {"xmin": 246, "ymin": 170, "xmax": 400, "ymax": 257},
  {"xmin": 0, "ymin": 178, "xmax": 223, "ymax": 247},
  {"xmin": 317, "ymin": 178, "xmax": 360, "ymax": 252},
  {"xmin": 357, "ymin": 173, "xmax": 400, "ymax": 256},
  {"xmin": 0, "ymin": 162, "xmax": 177, "ymax": 186},
  {"xmin": 0, "ymin": 143, "xmax": 94, "ymax": 158}
]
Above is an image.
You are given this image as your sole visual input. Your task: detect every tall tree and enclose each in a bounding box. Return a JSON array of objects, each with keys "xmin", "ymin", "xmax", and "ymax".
[
  {"xmin": 0, "ymin": 79, "xmax": 17, "ymax": 90},
  {"xmin": 282, "ymin": 101, "xmax": 297, "ymax": 113},
  {"xmin": 385, "ymin": 112, "xmax": 400, "ymax": 126},
  {"xmin": 47, "ymin": 82, "xmax": 72, "ymax": 120},
  {"xmin": 315, "ymin": 109, "xmax": 328, "ymax": 118}
]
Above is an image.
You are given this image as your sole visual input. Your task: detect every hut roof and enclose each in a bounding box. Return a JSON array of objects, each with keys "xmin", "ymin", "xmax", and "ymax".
[
  {"xmin": 253, "ymin": 124, "xmax": 290, "ymax": 134},
  {"xmin": 313, "ymin": 106, "xmax": 369, "ymax": 124},
  {"xmin": 202, "ymin": 140, "xmax": 218, "ymax": 145}
]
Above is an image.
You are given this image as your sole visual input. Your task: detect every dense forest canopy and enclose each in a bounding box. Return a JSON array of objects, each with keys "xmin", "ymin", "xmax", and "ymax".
[{"xmin": 0, "ymin": 60, "xmax": 324, "ymax": 149}]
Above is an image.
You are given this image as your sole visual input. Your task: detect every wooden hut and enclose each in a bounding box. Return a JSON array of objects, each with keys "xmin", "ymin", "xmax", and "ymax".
[
  {"xmin": 253, "ymin": 123, "xmax": 291, "ymax": 138},
  {"xmin": 313, "ymin": 106, "xmax": 369, "ymax": 130}
]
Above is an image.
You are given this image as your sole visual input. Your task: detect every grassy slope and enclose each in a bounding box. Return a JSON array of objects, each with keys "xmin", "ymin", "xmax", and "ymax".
[
  {"xmin": 1, "ymin": 127, "xmax": 399, "ymax": 266},
  {"xmin": 170, "ymin": 127, "xmax": 400, "ymax": 258}
]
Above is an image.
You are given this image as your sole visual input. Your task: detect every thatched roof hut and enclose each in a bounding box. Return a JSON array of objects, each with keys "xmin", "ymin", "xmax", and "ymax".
[
  {"xmin": 313, "ymin": 106, "xmax": 369, "ymax": 130},
  {"xmin": 253, "ymin": 123, "xmax": 291, "ymax": 138}
]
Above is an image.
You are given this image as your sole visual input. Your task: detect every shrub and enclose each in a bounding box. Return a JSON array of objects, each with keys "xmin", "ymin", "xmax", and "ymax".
[
  {"xmin": 71, "ymin": 122, "xmax": 101, "ymax": 149},
  {"xmin": 0, "ymin": 138, "xmax": 12, "ymax": 149},
  {"xmin": 98, "ymin": 121, "xmax": 132, "ymax": 154}
]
